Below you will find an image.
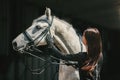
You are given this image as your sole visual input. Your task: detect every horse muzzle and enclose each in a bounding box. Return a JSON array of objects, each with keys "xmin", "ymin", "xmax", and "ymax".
[{"xmin": 12, "ymin": 39, "xmax": 26, "ymax": 52}]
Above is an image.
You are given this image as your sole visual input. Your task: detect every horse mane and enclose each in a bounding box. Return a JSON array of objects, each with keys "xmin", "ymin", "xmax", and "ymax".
[
  {"xmin": 55, "ymin": 16, "xmax": 73, "ymax": 28},
  {"xmin": 33, "ymin": 15, "xmax": 76, "ymax": 32},
  {"xmin": 54, "ymin": 16, "xmax": 78, "ymax": 35}
]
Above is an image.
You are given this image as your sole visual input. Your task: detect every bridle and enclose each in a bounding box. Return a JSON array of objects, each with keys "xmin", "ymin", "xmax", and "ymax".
[
  {"xmin": 21, "ymin": 16, "xmax": 77, "ymax": 74},
  {"xmin": 19, "ymin": 16, "xmax": 82, "ymax": 79},
  {"xmin": 21, "ymin": 16, "xmax": 56, "ymax": 75},
  {"xmin": 23, "ymin": 16, "xmax": 54, "ymax": 51}
]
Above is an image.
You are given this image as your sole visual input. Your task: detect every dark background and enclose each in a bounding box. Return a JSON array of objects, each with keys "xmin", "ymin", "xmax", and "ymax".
[{"xmin": 0, "ymin": 0, "xmax": 120, "ymax": 80}]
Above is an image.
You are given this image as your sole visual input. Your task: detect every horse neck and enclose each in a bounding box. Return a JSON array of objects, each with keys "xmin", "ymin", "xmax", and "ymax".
[{"xmin": 53, "ymin": 17, "xmax": 86, "ymax": 54}]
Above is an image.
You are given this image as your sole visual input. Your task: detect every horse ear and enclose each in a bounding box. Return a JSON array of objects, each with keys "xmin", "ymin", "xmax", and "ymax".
[{"xmin": 45, "ymin": 7, "xmax": 51, "ymax": 20}]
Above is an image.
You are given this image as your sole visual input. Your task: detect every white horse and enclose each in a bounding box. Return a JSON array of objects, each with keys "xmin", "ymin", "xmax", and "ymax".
[{"xmin": 12, "ymin": 8, "xmax": 87, "ymax": 80}]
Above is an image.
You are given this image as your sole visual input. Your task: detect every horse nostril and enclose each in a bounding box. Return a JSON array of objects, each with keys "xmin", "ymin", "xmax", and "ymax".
[{"xmin": 12, "ymin": 41, "xmax": 18, "ymax": 50}]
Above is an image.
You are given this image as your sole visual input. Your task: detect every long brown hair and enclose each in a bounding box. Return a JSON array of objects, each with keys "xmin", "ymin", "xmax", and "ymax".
[{"xmin": 81, "ymin": 27, "xmax": 102, "ymax": 71}]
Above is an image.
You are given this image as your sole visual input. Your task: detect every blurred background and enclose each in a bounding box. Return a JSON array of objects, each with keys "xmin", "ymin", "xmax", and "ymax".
[{"xmin": 0, "ymin": 0, "xmax": 120, "ymax": 80}]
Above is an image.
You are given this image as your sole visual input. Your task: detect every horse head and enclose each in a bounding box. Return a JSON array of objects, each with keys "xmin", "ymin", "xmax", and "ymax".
[{"xmin": 12, "ymin": 8, "xmax": 56, "ymax": 53}]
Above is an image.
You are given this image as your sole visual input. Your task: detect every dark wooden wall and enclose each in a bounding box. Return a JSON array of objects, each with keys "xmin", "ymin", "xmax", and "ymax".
[{"xmin": 0, "ymin": 0, "xmax": 120, "ymax": 80}]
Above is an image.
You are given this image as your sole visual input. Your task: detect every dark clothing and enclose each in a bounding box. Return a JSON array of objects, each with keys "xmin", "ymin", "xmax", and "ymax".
[
  {"xmin": 48, "ymin": 46, "xmax": 103, "ymax": 80},
  {"xmin": 49, "ymin": 46, "xmax": 87, "ymax": 64}
]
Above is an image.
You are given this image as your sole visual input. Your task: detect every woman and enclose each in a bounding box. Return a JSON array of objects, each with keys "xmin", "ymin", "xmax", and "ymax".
[{"xmin": 46, "ymin": 27, "xmax": 103, "ymax": 80}]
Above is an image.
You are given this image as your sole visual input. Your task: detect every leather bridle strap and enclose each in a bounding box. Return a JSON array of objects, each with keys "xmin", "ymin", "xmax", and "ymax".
[{"xmin": 22, "ymin": 16, "xmax": 54, "ymax": 47}]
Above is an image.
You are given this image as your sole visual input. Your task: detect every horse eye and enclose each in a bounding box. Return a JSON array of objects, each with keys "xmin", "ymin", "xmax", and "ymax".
[{"xmin": 36, "ymin": 25, "xmax": 42, "ymax": 29}]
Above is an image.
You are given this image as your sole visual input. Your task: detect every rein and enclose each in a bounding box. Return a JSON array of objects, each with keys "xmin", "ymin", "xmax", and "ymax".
[
  {"xmin": 21, "ymin": 16, "xmax": 75, "ymax": 75},
  {"xmin": 22, "ymin": 45, "xmax": 79, "ymax": 74},
  {"xmin": 21, "ymin": 16, "xmax": 83, "ymax": 76}
]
